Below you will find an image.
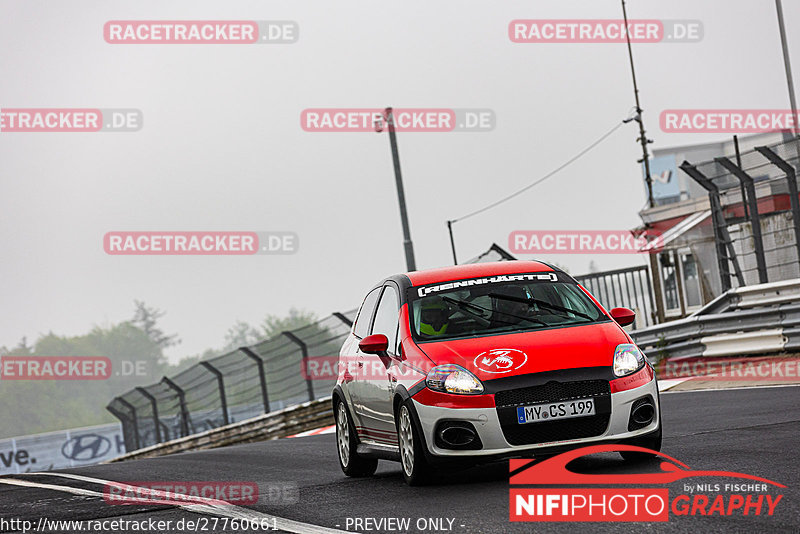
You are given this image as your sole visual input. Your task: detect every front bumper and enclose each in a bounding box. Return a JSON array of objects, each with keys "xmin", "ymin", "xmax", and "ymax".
[{"xmin": 412, "ymin": 376, "xmax": 660, "ymax": 458}]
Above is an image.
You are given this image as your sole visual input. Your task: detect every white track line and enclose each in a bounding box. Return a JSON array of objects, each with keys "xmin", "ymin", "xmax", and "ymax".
[
  {"xmin": 1, "ymin": 474, "xmax": 353, "ymax": 534},
  {"xmin": 657, "ymin": 378, "xmax": 691, "ymax": 391},
  {"xmin": 287, "ymin": 425, "xmax": 335, "ymax": 438},
  {"xmin": 662, "ymin": 382, "xmax": 800, "ymax": 394}
]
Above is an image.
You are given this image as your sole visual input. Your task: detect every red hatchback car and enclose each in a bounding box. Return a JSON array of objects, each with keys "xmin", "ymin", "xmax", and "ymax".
[{"xmin": 332, "ymin": 261, "xmax": 661, "ymax": 485}]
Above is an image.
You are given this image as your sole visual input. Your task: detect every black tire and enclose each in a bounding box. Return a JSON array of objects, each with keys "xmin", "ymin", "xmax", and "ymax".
[
  {"xmin": 620, "ymin": 426, "xmax": 662, "ymax": 462},
  {"xmin": 335, "ymin": 398, "xmax": 378, "ymax": 477},
  {"xmin": 396, "ymin": 401, "xmax": 434, "ymax": 486}
]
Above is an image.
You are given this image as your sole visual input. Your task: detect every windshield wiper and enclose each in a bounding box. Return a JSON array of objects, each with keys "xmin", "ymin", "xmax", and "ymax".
[
  {"xmin": 440, "ymin": 296, "xmax": 491, "ymax": 324},
  {"xmin": 488, "ymin": 293, "xmax": 595, "ymax": 322},
  {"xmin": 442, "ymin": 296, "xmax": 548, "ymax": 327}
]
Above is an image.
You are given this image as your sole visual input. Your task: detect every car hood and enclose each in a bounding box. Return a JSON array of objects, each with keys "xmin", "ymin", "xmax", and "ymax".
[{"xmin": 416, "ymin": 321, "xmax": 628, "ymax": 381}]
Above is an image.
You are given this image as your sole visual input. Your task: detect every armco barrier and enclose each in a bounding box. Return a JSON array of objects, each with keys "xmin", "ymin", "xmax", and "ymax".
[
  {"xmin": 699, "ymin": 329, "xmax": 787, "ymax": 357},
  {"xmin": 632, "ymin": 278, "xmax": 800, "ymax": 360},
  {"xmin": 109, "ymin": 398, "xmax": 332, "ymax": 462},
  {"xmin": 693, "ymin": 279, "xmax": 800, "ymax": 316}
]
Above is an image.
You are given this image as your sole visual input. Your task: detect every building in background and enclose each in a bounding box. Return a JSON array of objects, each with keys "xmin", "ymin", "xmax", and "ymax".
[{"xmin": 637, "ymin": 131, "xmax": 800, "ymax": 321}]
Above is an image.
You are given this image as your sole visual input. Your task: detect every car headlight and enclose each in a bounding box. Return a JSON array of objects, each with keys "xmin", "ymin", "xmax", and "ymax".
[
  {"xmin": 613, "ymin": 344, "xmax": 645, "ymax": 377},
  {"xmin": 426, "ymin": 364, "xmax": 484, "ymax": 395}
]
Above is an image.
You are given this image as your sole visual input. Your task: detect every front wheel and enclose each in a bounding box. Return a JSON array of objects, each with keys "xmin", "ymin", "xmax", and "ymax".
[
  {"xmin": 397, "ymin": 403, "xmax": 433, "ymax": 485},
  {"xmin": 335, "ymin": 400, "xmax": 378, "ymax": 477}
]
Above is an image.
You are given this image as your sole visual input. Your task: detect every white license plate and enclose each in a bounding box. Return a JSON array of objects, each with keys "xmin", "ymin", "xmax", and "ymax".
[{"xmin": 516, "ymin": 398, "xmax": 596, "ymax": 424}]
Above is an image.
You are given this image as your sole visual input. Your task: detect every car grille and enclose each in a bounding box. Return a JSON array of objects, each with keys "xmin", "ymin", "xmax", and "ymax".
[
  {"xmin": 495, "ymin": 379, "xmax": 611, "ymax": 446},
  {"xmin": 500, "ymin": 414, "xmax": 611, "ymax": 446}
]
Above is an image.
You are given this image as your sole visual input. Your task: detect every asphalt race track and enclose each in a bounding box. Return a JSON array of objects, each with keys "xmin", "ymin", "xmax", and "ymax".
[{"xmin": 1, "ymin": 386, "xmax": 798, "ymax": 534}]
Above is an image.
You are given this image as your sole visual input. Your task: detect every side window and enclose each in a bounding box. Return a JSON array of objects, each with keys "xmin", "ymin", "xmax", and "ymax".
[
  {"xmin": 353, "ymin": 287, "xmax": 382, "ymax": 339},
  {"xmin": 371, "ymin": 285, "xmax": 400, "ymax": 354}
]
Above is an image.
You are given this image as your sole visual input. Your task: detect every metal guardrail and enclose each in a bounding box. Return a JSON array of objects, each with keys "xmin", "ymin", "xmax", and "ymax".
[
  {"xmin": 109, "ymin": 398, "xmax": 332, "ymax": 462},
  {"xmin": 632, "ymin": 279, "xmax": 800, "ymax": 360},
  {"xmin": 693, "ymin": 279, "xmax": 800, "ymax": 316}
]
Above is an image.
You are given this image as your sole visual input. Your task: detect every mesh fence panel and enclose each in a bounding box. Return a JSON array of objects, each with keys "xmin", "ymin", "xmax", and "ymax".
[
  {"xmin": 687, "ymin": 137, "xmax": 800, "ymax": 290},
  {"xmin": 250, "ymin": 334, "xmax": 309, "ymax": 411},
  {"xmin": 140, "ymin": 381, "xmax": 182, "ymax": 443},
  {"xmin": 289, "ymin": 313, "xmax": 356, "ymax": 400},
  {"xmin": 117, "ymin": 388, "xmax": 159, "ymax": 449},
  {"xmin": 171, "ymin": 361, "xmax": 229, "ymax": 436},
  {"xmin": 107, "ymin": 310, "xmax": 357, "ymax": 451}
]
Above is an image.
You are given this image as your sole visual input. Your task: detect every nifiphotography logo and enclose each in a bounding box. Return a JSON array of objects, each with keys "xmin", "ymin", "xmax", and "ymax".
[{"xmin": 509, "ymin": 444, "xmax": 785, "ymax": 522}]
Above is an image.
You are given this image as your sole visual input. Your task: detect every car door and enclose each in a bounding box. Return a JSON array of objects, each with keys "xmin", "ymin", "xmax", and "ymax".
[
  {"xmin": 357, "ymin": 283, "xmax": 401, "ymax": 445},
  {"xmin": 347, "ymin": 286, "xmax": 382, "ymax": 427}
]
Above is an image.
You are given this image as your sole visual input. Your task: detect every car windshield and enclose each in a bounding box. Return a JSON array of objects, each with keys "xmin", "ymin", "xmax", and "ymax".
[{"xmin": 408, "ymin": 272, "xmax": 605, "ymax": 342}]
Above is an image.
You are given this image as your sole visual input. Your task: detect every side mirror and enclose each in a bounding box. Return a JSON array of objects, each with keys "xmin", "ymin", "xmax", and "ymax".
[
  {"xmin": 610, "ymin": 307, "xmax": 636, "ymax": 327},
  {"xmin": 359, "ymin": 334, "xmax": 389, "ymax": 354}
]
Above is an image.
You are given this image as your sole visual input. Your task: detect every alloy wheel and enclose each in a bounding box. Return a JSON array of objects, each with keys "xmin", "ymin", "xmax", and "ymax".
[
  {"xmin": 337, "ymin": 402, "xmax": 350, "ymax": 467},
  {"xmin": 398, "ymin": 405, "xmax": 414, "ymax": 476}
]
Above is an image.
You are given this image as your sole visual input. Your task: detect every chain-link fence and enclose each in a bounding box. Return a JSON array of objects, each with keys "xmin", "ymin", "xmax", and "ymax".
[
  {"xmin": 679, "ymin": 137, "xmax": 800, "ymax": 296},
  {"xmin": 107, "ymin": 310, "xmax": 356, "ymax": 452}
]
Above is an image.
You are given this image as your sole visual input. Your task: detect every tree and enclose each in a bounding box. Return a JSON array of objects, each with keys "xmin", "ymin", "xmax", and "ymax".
[
  {"xmin": 132, "ymin": 301, "xmax": 180, "ymax": 350},
  {"xmin": 0, "ymin": 322, "xmax": 168, "ymax": 439},
  {"xmin": 260, "ymin": 308, "xmax": 318, "ymax": 338},
  {"xmin": 223, "ymin": 320, "xmax": 261, "ymax": 350},
  {"xmin": 1, "ymin": 337, "xmax": 33, "ymax": 356},
  {"xmin": 166, "ymin": 352, "xmax": 209, "ymax": 375}
]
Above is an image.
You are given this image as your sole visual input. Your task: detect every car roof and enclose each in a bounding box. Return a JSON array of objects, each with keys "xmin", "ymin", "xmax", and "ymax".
[{"xmin": 403, "ymin": 260, "xmax": 556, "ymax": 286}]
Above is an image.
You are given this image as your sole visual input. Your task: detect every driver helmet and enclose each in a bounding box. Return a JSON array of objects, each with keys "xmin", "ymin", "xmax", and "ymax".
[{"xmin": 419, "ymin": 296, "xmax": 451, "ymax": 336}]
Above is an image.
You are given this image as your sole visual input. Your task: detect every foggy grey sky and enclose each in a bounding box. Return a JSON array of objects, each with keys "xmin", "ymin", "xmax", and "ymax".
[{"xmin": 1, "ymin": 0, "xmax": 798, "ymax": 362}]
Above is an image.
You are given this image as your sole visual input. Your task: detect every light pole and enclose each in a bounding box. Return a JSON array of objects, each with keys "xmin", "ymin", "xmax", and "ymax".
[
  {"xmin": 447, "ymin": 220, "xmax": 458, "ymax": 265},
  {"xmin": 622, "ymin": 0, "xmax": 654, "ymax": 209},
  {"xmin": 377, "ymin": 107, "xmax": 417, "ymax": 272},
  {"xmin": 622, "ymin": 0, "xmax": 664, "ymax": 323},
  {"xmin": 775, "ymin": 0, "xmax": 800, "ymax": 171},
  {"xmin": 776, "ymin": 0, "xmax": 799, "ymax": 140}
]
